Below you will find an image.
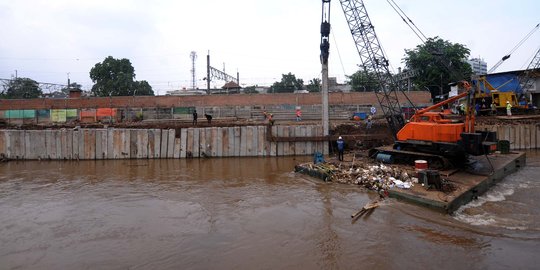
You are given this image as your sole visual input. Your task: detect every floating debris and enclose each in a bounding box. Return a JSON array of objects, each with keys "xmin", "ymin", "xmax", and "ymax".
[{"xmin": 297, "ymin": 162, "xmax": 418, "ymax": 193}]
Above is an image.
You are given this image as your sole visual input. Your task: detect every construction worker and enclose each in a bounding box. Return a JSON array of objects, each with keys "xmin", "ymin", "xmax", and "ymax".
[
  {"xmin": 295, "ymin": 108, "xmax": 302, "ymax": 121},
  {"xmin": 490, "ymin": 102, "xmax": 497, "ymax": 116},
  {"xmin": 506, "ymin": 101, "xmax": 512, "ymax": 116},
  {"xmin": 192, "ymin": 110, "xmax": 198, "ymax": 125},
  {"xmin": 336, "ymin": 136, "xmax": 344, "ymax": 161},
  {"xmin": 366, "ymin": 115, "xmax": 373, "ymax": 133},
  {"xmin": 268, "ymin": 113, "xmax": 275, "ymax": 125}
]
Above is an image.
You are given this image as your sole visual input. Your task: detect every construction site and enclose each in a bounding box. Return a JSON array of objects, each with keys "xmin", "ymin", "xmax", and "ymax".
[{"xmin": 1, "ymin": 0, "xmax": 539, "ymax": 213}]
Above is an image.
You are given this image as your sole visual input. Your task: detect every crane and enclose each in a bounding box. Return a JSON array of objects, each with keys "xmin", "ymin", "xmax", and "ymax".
[
  {"xmin": 333, "ymin": 0, "xmax": 497, "ymax": 168},
  {"xmin": 338, "ymin": 0, "xmax": 409, "ymax": 139},
  {"xmin": 487, "ymin": 23, "xmax": 539, "ymax": 74},
  {"xmin": 518, "ymin": 46, "xmax": 540, "ymax": 94}
]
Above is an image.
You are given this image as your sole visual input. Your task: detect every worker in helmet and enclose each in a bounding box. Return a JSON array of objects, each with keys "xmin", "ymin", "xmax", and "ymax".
[
  {"xmin": 506, "ymin": 101, "xmax": 512, "ymax": 116},
  {"xmin": 336, "ymin": 136, "xmax": 345, "ymax": 161}
]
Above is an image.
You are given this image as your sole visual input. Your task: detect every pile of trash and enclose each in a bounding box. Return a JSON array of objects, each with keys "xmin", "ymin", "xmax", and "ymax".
[{"xmin": 306, "ymin": 162, "xmax": 418, "ymax": 192}]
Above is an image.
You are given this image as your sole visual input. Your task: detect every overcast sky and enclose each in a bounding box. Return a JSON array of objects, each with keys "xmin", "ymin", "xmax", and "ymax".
[{"xmin": 1, "ymin": 0, "xmax": 539, "ymax": 94}]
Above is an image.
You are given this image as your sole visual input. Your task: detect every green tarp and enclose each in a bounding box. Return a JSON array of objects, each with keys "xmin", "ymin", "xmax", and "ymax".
[
  {"xmin": 173, "ymin": 107, "xmax": 195, "ymax": 114},
  {"xmin": 3, "ymin": 110, "xmax": 36, "ymax": 119}
]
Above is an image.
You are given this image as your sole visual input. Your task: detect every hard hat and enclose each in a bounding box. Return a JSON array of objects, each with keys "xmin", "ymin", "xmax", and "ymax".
[
  {"xmin": 506, "ymin": 101, "xmax": 510, "ymax": 103},
  {"xmin": 338, "ymin": 136, "xmax": 342, "ymax": 140}
]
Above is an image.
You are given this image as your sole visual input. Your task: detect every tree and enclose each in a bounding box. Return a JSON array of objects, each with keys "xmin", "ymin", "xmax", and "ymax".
[
  {"xmin": 89, "ymin": 56, "xmax": 154, "ymax": 97},
  {"xmin": 306, "ymin": 78, "xmax": 321, "ymax": 92},
  {"xmin": 271, "ymin": 73, "xmax": 304, "ymax": 93},
  {"xmin": 133, "ymin": 80, "xmax": 154, "ymax": 96},
  {"xmin": 403, "ymin": 37, "xmax": 472, "ymax": 97},
  {"xmin": 1, "ymin": 77, "xmax": 42, "ymax": 99},
  {"xmin": 346, "ymin": 70, "xmax": 379, "ymax": 92},
  {"xmin": 243, "ymin": 85, "xmax": 259, "ymax": 94}
]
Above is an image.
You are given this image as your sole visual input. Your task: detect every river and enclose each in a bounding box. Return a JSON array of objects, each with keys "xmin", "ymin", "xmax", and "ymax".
[{"xmin": 1, "ymin": 152, "xmax": 539, "ymax": 269}]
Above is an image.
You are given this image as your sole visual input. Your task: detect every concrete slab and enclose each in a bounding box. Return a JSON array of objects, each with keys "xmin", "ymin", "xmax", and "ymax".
[
  {"xmin": 180, "ymin": 128, "xmax": 187, "ymax": 158},
  {"xmin": 160, "ymin": 129, "xmax": 168, "ymax": 158}
]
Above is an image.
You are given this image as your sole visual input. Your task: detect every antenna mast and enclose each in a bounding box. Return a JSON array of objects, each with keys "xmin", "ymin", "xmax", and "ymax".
[{"xmin": 190, "ymin": 51, "xmax": 197, "ymax": 89}]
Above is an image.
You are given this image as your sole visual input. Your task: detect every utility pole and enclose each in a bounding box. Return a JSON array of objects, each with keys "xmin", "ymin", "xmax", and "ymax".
[
  {"xmin": 320, "ymin": 0, "xmax": 331, "ymax": 144},
  {"xmin": 206, "ymin": 52, "xmax": 211, "ymax": 93}
]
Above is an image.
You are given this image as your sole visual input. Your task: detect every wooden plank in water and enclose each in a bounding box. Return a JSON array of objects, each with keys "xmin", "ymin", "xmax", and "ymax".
[{"xmin": 351, "ymin": 201, "xmax": 379, "ymax": 219}]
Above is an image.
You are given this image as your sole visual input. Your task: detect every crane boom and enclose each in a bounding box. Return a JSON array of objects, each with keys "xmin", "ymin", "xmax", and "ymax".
[
  {"xmin": 338, "ymin": 0, "xmax": 407, "ymax": 139},
  {"xmin": 487, "ymin": 23, "xmax": 539, "ymax": 74},
  {"xmin": 518, "ymin": 47, "xmax": 540, "ymax": 93}
]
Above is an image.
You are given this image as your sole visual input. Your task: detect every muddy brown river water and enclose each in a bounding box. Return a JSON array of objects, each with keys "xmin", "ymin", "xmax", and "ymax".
[{"xmin": 1, "ymin": 152, "xmax": 540, "ymax": 269}]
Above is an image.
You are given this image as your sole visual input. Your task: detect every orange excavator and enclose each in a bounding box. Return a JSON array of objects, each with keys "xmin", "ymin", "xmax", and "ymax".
[
  {"xmin": 384, "ymin": 81, "xmax": 498, "ymax": 168},
  {"xmin": 335, "ymin": 0, "xmax": 498, "ymax": 168}
]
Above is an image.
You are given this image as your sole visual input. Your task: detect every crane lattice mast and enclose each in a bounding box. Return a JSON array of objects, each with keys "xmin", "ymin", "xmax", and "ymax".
[{"xmin": 338, "ymin": 0, "xmax": 405, "ymax": 138}]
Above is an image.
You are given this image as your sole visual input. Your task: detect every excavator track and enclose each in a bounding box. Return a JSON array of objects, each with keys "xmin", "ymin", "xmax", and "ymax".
[{"xmin": 368, "ymin": 146, "xmax": 453, "ymax": 170}]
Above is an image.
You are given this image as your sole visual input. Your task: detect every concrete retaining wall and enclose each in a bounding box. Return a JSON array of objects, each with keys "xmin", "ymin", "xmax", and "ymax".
[
  {"xmin": 0, "ymin": 125, "xmax": 329, "ymax": 160},
  {"xmin": 477, "ymin": 124, "xmax": 540, "ymax": 150},
  {"xmin": 2, "ymin": 124, "xmax": 534, "ymax": 160}
]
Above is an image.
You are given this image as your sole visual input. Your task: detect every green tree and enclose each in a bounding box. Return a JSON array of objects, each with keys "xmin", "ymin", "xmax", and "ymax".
[
  {"xmin": 1, "ymin": 77, "xmax": 42, "ymax": 99},
  {"xmin": 271, "ymin": 73, "xmax": 304, "ymax": 93},
  {"xmin": 403, "ymin": 37, "xmax": 472, "ymax": 97},
  {"xmin": 306, "ymin": 78, "xmax": 321, "ymax": 92},
  {"xmin": 89, "ymin": 56, "xmax": 154, "ymax": 96},
  {"xmin": 133, "ymin": 80, "xmax": 154, "ymax": 96},
  {"xmin": 243, "ymin": 85, "xmax": 259, "ymax": 94},
  {"xmin": 346, "ymin": 70, "xmax": 379, "ymax": 92}
]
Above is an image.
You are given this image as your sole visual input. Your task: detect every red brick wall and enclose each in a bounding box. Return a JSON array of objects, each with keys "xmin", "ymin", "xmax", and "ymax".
[{"xmin": 0, "ymin": 91, "xmax": 431, "ymax": 110}]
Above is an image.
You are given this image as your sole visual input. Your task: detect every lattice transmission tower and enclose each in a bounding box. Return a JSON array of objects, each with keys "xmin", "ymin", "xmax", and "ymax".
[{"xmin": 190, "ymin": 51, "xmax": 197, "ymax": 89}]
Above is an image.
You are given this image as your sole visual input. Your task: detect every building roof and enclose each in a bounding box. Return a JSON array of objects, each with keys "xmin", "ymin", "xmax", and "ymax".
[{"xmin": 222, "ymin": 81, "xmax": 240, "ymax": 89}]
